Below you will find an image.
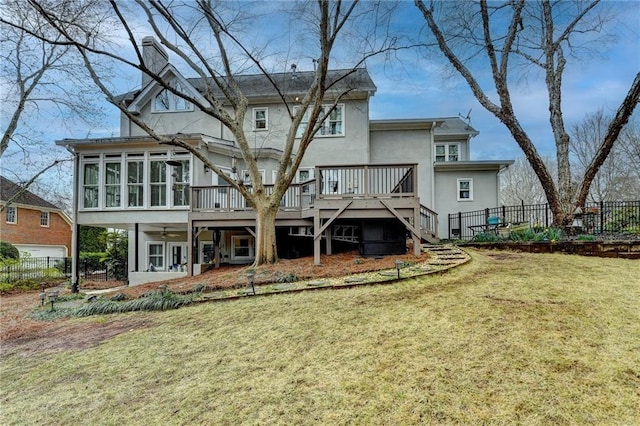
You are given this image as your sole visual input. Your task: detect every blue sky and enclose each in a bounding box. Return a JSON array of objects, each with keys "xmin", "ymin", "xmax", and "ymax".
[{"xmin": 364, "ymin": 1, "xmax": 640, "ymax": 161}]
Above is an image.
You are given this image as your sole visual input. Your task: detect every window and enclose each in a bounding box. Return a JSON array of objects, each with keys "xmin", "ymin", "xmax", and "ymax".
[
  {"xmin": 105, "ymin": 161, "xmax": 121, "ymax": 208},
  {"xmin": 457, "ymin": 178, "xmax": 473, "ymax": 201},
  {"xmin": 5, "ymin": 206, "xmax": 17, "ymax": 224},
  {"xmin": 296, "ymin": 104, "xmax": 344, "ymax": 137},
  {"xmin": 231, "ymin": 235, "xmax": 253, "ymax": 260},
  {"xmin": 171, "ymin": 159, "xmax": 190, "ymax": 207},
  {"xmin": 127, "ymin": 160, "xmax": 144, "ymax": 207},
  {"xmin": 83, "ymin": 163, "xmax": 99, "ymax": 208},
  {"xmin": 40, "ymin": 211, "xmax": 49, "ymax": 227},
  {"xmin": 241, "ymin": 169, "xmax": 266, "ymax": 186},
  {"xmin": 150, "ymin": 160, "xmax": 167, "ymax": 207},
  {"xmin": 435, "ymin": 144, "xmax": 459, "ymax": 162},
  {"xmin": 253, "ymin": 108, "xmax": 268, "ymax": 131},
  {"xmin": 148, "ymin": 242, "xmax": 164, "ymax": 271},
  {"xmin": 153, "ymin": 80, "xmax": 191, "ymax": 112}
]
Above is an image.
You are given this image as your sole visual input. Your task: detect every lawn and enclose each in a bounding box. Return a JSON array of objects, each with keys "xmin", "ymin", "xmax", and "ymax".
[{"xmin": 1, "ymin": 249, "xmax": 639, "ymax": 425}]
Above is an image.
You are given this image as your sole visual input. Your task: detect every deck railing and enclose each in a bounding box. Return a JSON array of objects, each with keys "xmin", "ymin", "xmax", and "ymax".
[
  {"xmin": 191, "ymin": 164, "xmax": 418, "ymax": 212},
  {"xmin": 316, "ymin": 164, "xmax": 417, "ymax": 199}
]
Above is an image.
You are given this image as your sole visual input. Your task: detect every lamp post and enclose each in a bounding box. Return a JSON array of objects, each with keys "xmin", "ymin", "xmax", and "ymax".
[
  {"xmin": 395, "ymin": 259, "xmax": 403, "ymax": 279},
  {"xmin": 246, "ymin": 271, "xmax": 256, "ymax": 295},
  {"xmin": 39, "ymin": 283, "xmax": 47, "ymax": 307}
]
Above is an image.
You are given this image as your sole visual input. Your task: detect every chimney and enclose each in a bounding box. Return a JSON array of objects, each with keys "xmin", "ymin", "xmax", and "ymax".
[{"xmin": 141, "ymin": 36, "xmax": 169, "ymax": 87}]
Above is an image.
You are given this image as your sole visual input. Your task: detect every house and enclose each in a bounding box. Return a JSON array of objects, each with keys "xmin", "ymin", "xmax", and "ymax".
[
  {"xmin": 0, "ymin": 176, "xmax": 72, "ymax": 258},
  {"xmin": 57, "ymin": 37, "xmax": 512, "ymax": 285}
]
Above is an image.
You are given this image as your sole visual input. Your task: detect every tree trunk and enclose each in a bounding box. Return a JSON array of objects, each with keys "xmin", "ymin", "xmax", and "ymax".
[{"xmin": 253, "ymin": 203, "xmax": 278, "ymax": 265}]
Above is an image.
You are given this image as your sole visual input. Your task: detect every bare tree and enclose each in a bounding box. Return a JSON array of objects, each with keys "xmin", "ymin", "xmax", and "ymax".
[
  {"xmin": 415, "ymin": 0, "xmax": 640, "ymax": 226},
  {"xmin": 0, "ymin": 0, "xmax": 107, "ymax": 205},
  {"xmin": 570, "ymin": 110, "xmax": 640, "ymax": 202},
  {"xmin": 500, "ymin": 156, "xmax": 552, "ymax": 206},
  {"xmin": 17, "ymin": 0, "xmax": 401, "ymax": 265}
]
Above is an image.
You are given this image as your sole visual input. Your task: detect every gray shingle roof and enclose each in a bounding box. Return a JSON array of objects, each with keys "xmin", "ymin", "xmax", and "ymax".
[
  {"xmin": 0, "ymin": 176, "xmax": 61, "ymax": 210},
  {"xmin": 117, "ymin": 68, "xmax": 376, "ymax": 105}
]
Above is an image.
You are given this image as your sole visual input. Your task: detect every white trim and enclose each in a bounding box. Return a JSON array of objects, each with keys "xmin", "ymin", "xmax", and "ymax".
[
  {"xmin": 457, "ymin": 178, "xmax": 473, "ymax": 201},
  {"xmin": 295, "ymin": 104, "xmax": 345, "ymax": 138},
  {"xmin": 5, "ymin": 206, "xmax": 17, "ymax": 224},
  {"xmin": 40, "ymin": 211, "xmax": 50, "ymax": 227},
  {"xmin": 127, "ymin": 65, "xmax": 209, "ymax": 114},
  {"xmin": 252, "ymin": 107, "xmax": 268, "ymax": 131},
  {"xmin": 231, "ymin": 235, "xmax": 254, "ymax": 261},
  {"xmin": 167, "ymin": 242, "xmax": 188, "ymax": 271},
  {"xmin": 435, "ymin": 143, "xmax": 460, "ymax": 162},
  {"xmin": 147, "ymin": 241, "xmax": 165, "ymax": 271}
]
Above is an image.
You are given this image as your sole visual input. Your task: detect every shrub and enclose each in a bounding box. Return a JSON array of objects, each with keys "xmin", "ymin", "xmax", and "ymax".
[
  {"xmin": 0, "ymin": 241, "xmax": 19, "ymax": 260},
  {"xmin": 75, "ymin": 290, "xmax": 198, "ymax": 317}
]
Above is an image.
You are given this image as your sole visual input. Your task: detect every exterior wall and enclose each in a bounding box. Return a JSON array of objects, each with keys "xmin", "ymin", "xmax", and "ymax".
[
  {"xmin": 434, "ymin": 170, "xmax": 500, "ymax": 238},
  {"xmin": 0, "ymin": 205, "xmax": 71, "ymax": 256},
  {"xmin": 370, "ymin": 128, "xmax": 433, "ymax": 206},
  {"xmin": 302, "ymin": 99, "xmax": 370, "ymax": 166}
]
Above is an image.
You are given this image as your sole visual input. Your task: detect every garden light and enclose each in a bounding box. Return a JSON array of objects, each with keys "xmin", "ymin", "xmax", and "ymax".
[
  {"xmin": 246, "ymin": 271, "xmax": 256, "ymax": 296},
  {"xmin": 395, "ymin": 259, "xmax": 403, "ymax": 279}
]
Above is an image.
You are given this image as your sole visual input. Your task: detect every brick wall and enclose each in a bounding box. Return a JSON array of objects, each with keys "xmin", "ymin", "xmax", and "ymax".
[{"xmin": 0, "ymin": 206, "xmax": 72, "ymax": 251}]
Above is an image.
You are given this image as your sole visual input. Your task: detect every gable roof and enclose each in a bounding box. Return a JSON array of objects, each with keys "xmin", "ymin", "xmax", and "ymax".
[
  {"xmin": 118, "ymin": 67, "xmax": 377, "ymax": 108},
  {"xmin": 0, "ymin": 176, "xmax": 61, "ymax": 210}
]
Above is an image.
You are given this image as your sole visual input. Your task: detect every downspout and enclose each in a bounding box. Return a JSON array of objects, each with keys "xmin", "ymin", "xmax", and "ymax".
[{"xmin": 67, "ymin": 145, "xmax": 80, "ymax": 293}]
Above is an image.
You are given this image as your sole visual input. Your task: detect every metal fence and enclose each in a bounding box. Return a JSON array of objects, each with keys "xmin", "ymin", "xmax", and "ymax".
[
  {"xmin": 448, "ymin": 200, "xmax": 640, "ymax": 240},
  {"xmin": 0, "ymin": 257, "xmax": 124, "ymax": 283}
]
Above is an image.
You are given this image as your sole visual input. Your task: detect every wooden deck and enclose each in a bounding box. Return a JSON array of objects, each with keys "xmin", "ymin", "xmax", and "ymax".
[{"xmin": 188, "ymin": 164, "xmax": 438, "ymax": 265}]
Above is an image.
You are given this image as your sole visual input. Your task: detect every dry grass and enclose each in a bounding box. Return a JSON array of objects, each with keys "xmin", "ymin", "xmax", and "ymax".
[{"xmin": 1, "ymin": 249, "xmax": 639, "ymax": 425}]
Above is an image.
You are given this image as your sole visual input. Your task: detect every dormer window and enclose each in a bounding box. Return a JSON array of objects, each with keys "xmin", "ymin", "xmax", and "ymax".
[{"xmin": 153, "ymin": 80, "xmax": 191, "ymax": 112}]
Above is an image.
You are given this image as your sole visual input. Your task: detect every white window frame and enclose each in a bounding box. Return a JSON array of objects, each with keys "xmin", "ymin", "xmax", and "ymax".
[
  {"xmin": 127, "ymin": 159, "xmax": 145, "ymax": 208},
  {"xmin": 147, "ymin": 241, "xmax": 165, "ymax": 271},
  {"xmin": 170, "ymin": 158, "xmax": 191, "ymax": 208},
  {"xmin": 152, "ymin": 80, "xmax": 193, "ymax": 113},
  {"xmin": 435, "ymin": 143, "xmax": 460, "ymax": 162},
  {"xmin": 104, "ymin": 160, "xmax": 122, "ymax": 208},
  {"xmin": 168, "ymin": 242, "xmax": 188, "ymax": 270},
  {"xmin": 82, "ymin": 162, "xmax": 100, "ymax": 209},
  {"xmin": 253, "ymin": 107, "xmax": 268, "ymax": 131},
  {"xmin": 5, "ymin": 206, "xmax": 17, "ymax": 224},
  {"xmin": 295, "ymin": 104, "xmax": 345, "ymax": 138},
  {"xmin": 149, "ymin": 159, "xmax": 167, "ymax": 207},
  {"xmin": 457, "ymin": 178, "xmax": 473, "ymax": 201},
  {"xmin": 40, "ymin": 211, "xmax": 49, "ymax": 227},
  {"xmin": 231, "ymin": 235, "xmax": 254, "ymax": 261}
]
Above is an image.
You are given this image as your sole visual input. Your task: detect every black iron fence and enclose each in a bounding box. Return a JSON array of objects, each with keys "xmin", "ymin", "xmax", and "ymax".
[
  {"xmin": 0, "ymin": 257, "xmax": 126, "ymax": 283},
  {"xmin": 448, "ymin": 200, "xmax": 640, "ymax": 240}
]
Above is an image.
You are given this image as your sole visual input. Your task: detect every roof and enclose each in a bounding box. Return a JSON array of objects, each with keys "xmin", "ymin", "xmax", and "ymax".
[
  {"xmin": 0, "ymin": 176, "xmax": 61, "ymax": 210},
  {"xmin": 117, "ymin": 67, "xmax": 377, "ymax": 105},
  {"xmin": 434, "ymin": 160, "xmax": 514, "ymax": 172}
]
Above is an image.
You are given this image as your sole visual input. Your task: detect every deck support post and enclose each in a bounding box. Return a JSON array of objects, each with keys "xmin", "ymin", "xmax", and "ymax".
[
  {"xmin": 325, "ymin": 226, "xmax": 332, "ymax": 255},
  {"xmin": 314, "ymin": 213, "xmax": 321, "ymax": 265}
]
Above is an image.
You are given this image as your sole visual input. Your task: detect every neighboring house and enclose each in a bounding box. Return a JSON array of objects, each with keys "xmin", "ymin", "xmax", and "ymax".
[
  {"xmin": 57, "ymin": 37, "xmax": 512, "ymax": 285},
  {"xmin": 0, "ymin": 176, "xmax": 72, "ymax": 258}
]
